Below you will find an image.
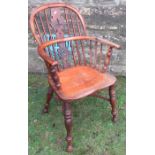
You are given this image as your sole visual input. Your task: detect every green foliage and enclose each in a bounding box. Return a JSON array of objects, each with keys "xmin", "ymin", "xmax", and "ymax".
[{"xmin": 29, "ymin": 73, "xmax": 126, "ymax": 155}]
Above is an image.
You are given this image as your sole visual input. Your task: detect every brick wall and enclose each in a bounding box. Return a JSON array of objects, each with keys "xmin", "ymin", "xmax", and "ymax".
[{"xmin": 28, "ymin": 0, "xmax": 126, "ymax": 76}]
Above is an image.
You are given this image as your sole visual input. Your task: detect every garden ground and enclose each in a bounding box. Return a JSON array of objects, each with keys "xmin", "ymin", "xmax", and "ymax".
[{"xmin": 28, "ymin": 74, "xmax": 126, "ymax": 155}]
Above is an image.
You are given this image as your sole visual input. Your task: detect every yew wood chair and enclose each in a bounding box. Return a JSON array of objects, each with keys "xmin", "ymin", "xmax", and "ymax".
[{"xmin": 29, "ymin": 2, "xmax": 120, "ymax": 152}]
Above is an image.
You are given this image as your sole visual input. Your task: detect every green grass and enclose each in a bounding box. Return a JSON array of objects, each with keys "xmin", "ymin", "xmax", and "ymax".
[{"xmin": 28, "ymin": 73, "xmax": 126, "ymax": 155}]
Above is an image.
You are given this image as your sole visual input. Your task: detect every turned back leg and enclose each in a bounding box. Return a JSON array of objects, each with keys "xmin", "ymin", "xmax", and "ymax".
[
  {"xmin": 42, "ymin": 86, "xmax": 54, "ymax": 113},
  {"xmin": 63, "ymin": 102, "xmax": 73, "ymax": 152},
  {"xmin": 109, "ymin": 84, "xmax": 118, "ymax": 122}
]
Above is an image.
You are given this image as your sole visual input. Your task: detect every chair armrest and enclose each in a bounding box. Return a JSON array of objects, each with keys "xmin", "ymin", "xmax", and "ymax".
[
  {"xmin": 38, "ymin": 46, "xmax": 58, "ymax": 66},
  {"xmin": 38, "ymin": 45, "xmax": 61, "ymax": 89},
  {"xmin": 96, "ymin": 37, "xmax": 121, "ymax": 49},
  {"xmin": 38, "ymin": 35, "xmax": 121, "ymax": 74},
  {"xmin": 38, "ymin": 35, "xmax": 120, "ymax": 49}
]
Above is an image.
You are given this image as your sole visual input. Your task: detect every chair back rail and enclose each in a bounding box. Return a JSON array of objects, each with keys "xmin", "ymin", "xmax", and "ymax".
[{"xmin": 30, "ymin": 3, "xmax": 87, "ymax": 44}]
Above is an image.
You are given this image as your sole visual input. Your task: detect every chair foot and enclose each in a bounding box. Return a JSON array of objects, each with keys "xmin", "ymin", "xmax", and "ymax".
[
  {"xmin": 112, "ymin": 112, "xmax": 117, "ymax": 123},
  {"xmin": 66, "ymin": 137, "xmax": 73, "ymax": 152},
  {"xmin": 109, "ymin": 84, "xmax": 118, "ymax": 122},
  {"xmin": 42, "ymin": 86, "xmax": 54, "ymax": 113},
  {"xmin": 42, "ymin": 107, "xmax": 49, "ymax": 113},
  {"xmin": 63, "ymin": 102, "xmax": 73, "ymax": 152}
]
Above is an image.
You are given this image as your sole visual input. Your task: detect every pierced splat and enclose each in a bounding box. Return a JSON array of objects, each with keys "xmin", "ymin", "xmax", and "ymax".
[
  {"xmin": 50, "ymin": 8, "xmax": 65, "ymax": 32},
  {"xmin": 56, "ymin": 24, "xmax": 64, "ymax": 39},
  {"xmin": 49, "ymin": 9, "xmax": 71, "ymax": 68},
  {"xmin": 56, "ymin": 25, "xmax": 71, "ymax": 68},
  {"xmin": 50, "ymin": 8, "xmax": 65, "ymax": 39}
]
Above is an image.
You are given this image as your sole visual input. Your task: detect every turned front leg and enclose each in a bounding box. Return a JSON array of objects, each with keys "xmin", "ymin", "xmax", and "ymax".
[
  {"xmin": 63, "ymin": 102, "xmax": 73, "ymax": 152},
  {"xmin": 109, "ymin": 84, "xmax": 118, "ymax": 122},
  {"xmin": 42, "ymin": 86, "xmax": 53, "ymax": 113}
]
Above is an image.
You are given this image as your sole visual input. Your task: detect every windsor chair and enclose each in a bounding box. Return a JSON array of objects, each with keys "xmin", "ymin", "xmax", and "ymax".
[{"xmin": 30, "ymin": 2, "xmax": 120, "ymax": 152}]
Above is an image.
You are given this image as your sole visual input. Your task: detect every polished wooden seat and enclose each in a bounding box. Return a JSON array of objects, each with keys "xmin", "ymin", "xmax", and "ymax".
[
  {"xmin": 48, "ymin": 65, "xmax": 116, "ymax": 100},
  {"xmin": 30, "ymin": 2, "xmax": 120, "ymax": 153}
]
